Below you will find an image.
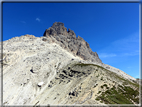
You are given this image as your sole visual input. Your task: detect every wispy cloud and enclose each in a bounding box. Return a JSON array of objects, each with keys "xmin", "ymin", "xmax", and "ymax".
[
  {"xmin": 98, "ymin": 32, "xmax": 139, "ymax": 57},
  {"xmin": 36, "ymin": 18, "xmax": 40, "ymax": 22},
  {"xmin": 123, "ymin": 50, "xmax": 139, "ymax": 56},
  {"xmin": 112, "ymin": 32, "xmax": 139, "ymax": 51},
  {"xmin": 99, "ymin": 53, "xmax": 117, "ymax": 58},
  {"xmin": 98, "ymin": 32, "xmax": 139, "ymax": 79}
]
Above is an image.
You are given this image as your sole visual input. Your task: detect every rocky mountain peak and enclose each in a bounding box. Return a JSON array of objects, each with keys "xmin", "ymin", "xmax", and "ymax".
[
  {"xmin": 2, "ymin": 22, "xmax": 139, "ymax": 106},
  {"xmin": 43, "ymin": 22, "xmax": 102, "ymax": 63},
  {"xmin": 52, "ymin": 22, "xmax": 64, "ymax": 27},
  {"xmin": 43, "ymin": 22, "xmax": 75, "ymax": 37}
]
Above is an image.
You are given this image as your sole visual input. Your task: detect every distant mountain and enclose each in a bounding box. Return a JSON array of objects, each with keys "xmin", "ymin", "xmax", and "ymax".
[{"xmin": 2, "ymin": 22, "xmax": 140, "ymax": 106}]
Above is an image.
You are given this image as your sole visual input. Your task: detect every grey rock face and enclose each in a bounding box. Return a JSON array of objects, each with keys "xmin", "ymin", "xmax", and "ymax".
[
  {"xmin": 68, "ymin": 28, "xmax": 76, "ymax": 39},
  {"xmin": 43, "ymin": 22, "xmax": 102, "ymax": 63},
  {"xmin": 43, "ymin": 22, "xmax": 68, "ymax": 36}
]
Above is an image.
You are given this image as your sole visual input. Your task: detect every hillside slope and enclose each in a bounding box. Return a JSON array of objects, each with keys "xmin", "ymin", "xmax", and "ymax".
[{"xmin": 1, "ymin": 22, "xmax": 140, "ymax": 106}]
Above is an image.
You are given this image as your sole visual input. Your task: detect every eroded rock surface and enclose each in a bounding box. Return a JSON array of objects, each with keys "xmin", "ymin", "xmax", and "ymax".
[
  {"xmin": 43, "ymin": 22, "xmax": 102, "ymax": 63},
  {"xmin": 1, "ymin": 23, "xmax": 140, "ymax": 106}
]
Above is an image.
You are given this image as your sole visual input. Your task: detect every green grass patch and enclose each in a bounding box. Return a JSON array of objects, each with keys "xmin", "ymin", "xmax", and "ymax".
[{"xmin": 96, "ymin": 85, "xmax": 139, "ymax": 104}]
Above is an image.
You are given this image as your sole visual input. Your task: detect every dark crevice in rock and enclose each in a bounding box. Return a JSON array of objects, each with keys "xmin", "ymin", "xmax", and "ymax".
[{"xmin": 59, "ymin": 74, "xmax": 68, "ymax": 79}]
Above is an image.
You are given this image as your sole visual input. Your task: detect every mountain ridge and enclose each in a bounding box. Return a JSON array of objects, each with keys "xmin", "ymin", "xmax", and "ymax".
[{"xmin": 1, "ymin": 22, "xmax": 140, "ymax": 106}]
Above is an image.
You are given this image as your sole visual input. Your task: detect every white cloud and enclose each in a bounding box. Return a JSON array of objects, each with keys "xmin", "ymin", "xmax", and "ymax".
[
  {"xmin": 36, "ymin": 18, "xmax": 40, "ymax": 22},
  {"xmin": 99, "ymin": 53, "xmax": 117, "ymax": 58}
]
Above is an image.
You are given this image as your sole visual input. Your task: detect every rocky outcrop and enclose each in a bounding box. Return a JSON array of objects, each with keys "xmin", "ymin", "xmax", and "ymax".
[
  {"xmin": 43, "ymin": 22, "xmax": 68, "ymax": 36},
  {"xmin": 43, "ymin": 22, "xmax": 102, "ymax": 63},
  {"xmin": 24, "ymin": 34, "xmax": 35, "ymax": 38}
]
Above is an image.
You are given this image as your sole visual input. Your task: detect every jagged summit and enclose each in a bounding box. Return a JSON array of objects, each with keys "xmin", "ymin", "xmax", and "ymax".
[
  {"xmin": 52, "ymin": 22, "xmax": 64, "ymax": 27},
  {"xmin": 43, "ymin": 22, "xmax": 102, "ymax": 63},
  {"xmin": 43, "ymin": 22, "xmax": 76, "ymax": 38}
]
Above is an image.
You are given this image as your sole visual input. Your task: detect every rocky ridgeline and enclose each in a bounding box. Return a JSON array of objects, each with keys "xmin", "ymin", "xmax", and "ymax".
[
  {"xmin": 2, "ymin": 22, "xmax": 139, "ymax": 106},
  {"xmin": 43, "ymin": 22, "xmax": 102, "ymax": 63}
]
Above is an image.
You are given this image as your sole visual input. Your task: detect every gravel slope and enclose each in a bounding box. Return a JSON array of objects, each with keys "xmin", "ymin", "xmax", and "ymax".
[{"xmin": 1, "ymin": 35, "xmax": 139, "ymax": 106}]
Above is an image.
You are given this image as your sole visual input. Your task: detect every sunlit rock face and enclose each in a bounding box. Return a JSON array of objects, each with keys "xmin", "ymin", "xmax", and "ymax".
[{"xmin": 2, "ymin": 22, "xmax": 139, "ymax": 106}]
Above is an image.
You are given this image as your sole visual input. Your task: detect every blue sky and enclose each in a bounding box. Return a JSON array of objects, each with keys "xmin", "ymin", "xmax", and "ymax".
[{"xmin": 3, "ymin": 3, "xmax": 139, "ymax": 78}]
